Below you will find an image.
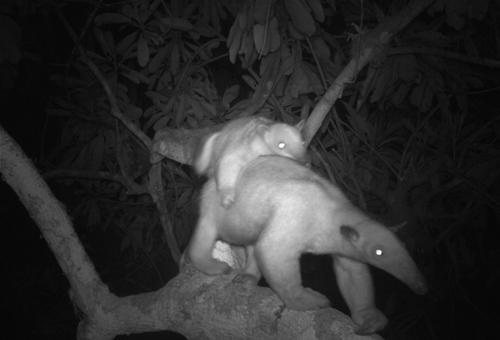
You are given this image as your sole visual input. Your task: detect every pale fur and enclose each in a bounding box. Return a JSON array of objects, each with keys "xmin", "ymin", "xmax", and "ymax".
[
  {"xmin": 187, "ymin": 155, "xmax": 427, "ymax": 335},
  {"xmin": 194, "ymin": 116, "xmax": 308, "ymax": 208}
]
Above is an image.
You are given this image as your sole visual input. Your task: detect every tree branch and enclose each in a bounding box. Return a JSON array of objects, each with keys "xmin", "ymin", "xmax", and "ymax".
[{"xmin": 303, "ymin": 0, "xmax": 436, "ymax": 144}]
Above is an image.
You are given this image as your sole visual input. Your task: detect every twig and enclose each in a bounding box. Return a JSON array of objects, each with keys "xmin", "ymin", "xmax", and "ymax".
[
  {"xmin": 148, "ymin": 163, "xmax": 181, "ymax": 263},
  {"xmin": 303, "ymin": 0, "xmax": 436, "ymax": 145},
  {"xmin": 305, "ymin": 36, "xmax": 328, "ymax": 90},
  {"xmin": 54, "ymin": 6, "xmax": 152, "ymax": 151}
]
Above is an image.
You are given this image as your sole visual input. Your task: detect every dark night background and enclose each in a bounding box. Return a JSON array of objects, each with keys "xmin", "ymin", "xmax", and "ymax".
[{"xmin": 1, "ymin": 0, "xmax": 500, "ymax": 339}]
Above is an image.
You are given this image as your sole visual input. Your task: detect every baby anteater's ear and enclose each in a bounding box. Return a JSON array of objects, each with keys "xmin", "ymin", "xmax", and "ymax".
[{"xmin": 193, "ymin": 131, "xmax": 220, "ymax": 175}]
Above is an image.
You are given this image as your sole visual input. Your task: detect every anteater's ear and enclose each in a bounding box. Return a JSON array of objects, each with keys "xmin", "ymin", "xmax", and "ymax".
[
  {"xmin": 340, "ymin": 225, "xmax": 360, "ymax": 243},
  {"xmin": 255, "ymin": 121, "xmax": 270, "ymax": 136},
  {"xmin": 193, "ymin": 132, "xmax": 220, "ymax": 175}
]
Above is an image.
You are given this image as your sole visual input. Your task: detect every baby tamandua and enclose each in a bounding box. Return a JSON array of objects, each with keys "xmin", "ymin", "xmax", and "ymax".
[
  {"xmin": 187, "ymin": 155, "xmax": 427, "ymax": 335},
  {"xmin": 194, "ymin": 116, "xmax": 308, "ymax": 208}
]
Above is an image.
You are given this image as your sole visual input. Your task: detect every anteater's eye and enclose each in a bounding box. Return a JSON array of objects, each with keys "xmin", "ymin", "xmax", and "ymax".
[
  {"xmin": 375, "ymin": 248, "xmax": 383, "ymax": 256},
  {"xmin": 278, "ymin": 142, "xmax": 286, "ymax": 149}
]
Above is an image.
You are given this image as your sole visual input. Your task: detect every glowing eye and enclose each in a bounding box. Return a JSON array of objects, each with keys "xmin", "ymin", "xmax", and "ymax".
[
  {"xmin": 375, "ymin": 249, "xmax": 383, "ymax": 256},
  {"xmin": 278, "ymin": 142, "xmax": 286, "ymax": 149}
]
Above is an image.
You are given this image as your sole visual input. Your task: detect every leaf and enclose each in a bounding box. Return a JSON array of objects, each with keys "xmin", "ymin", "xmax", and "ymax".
[
  {"xmin": 198, "ymin": 97, "xmax": 217, "ymax": 117},
  {"xmin": 159, "ymin": 17, "xmax": 193, "ymax": 31},
  {"xmin": 186, "ymin": 96, "xmax": 206, "ymax": 120},
  {"xmin": 268, "ymin": 17, "xmax": 280, "ymax": 52},
  {"xmin": 122, "ymin": 70, "xmax": 151, "ymax": 84},
  {"xmin": 148, "ymin": 44, "xmax": 170, "ymax": 72},
  {"xmin": 409, "ymin": 83, "xmax": 433, "ymax": 111},
  {"xmin": 240, "ymin": 31, "xmax": 256, "ymax": 66},
  {"xmin": 137, "ymin": 35, "xmax": 149, "ymax": 67},
  {"xmin": 280, "ymin": 45, "xmax": 295, "ymax": 75},
  {"xmin": 254, "ymin": 0, "xmax": 272, "ymax": 24},
  {"xmin": 342, "ymin": 102, "xmax": 373, "ymax": 139},
  {"xmin": 392, "ymin": 83, "xmax": 410, "ymax": 107},
  {"xmin": 288, "ymin": 21, "xmax": 304, "ymax": 40},
  {"xmin": 305, "ymin": 0, "xmax": 325, "ymax": 22},
  {"xmin": 445, "ymin": 0, "xmax": 466, "ymax": 30},
  {"xmin": 286, "ymin": 63, "xmax": 308, "ymax": 98},
  {"xmin": 370, "ymin": 66, "xmax": 392, "ymax": 102},
  {"xmin": 94, "ymin": 13, "xmax": 132, "ymax": 25},
  {"xmin": 253, "ymin": 18, "xmax": 280, "ymax": 55},
  {"xmin": 395, "ymin": 55, "xmax": 417, "ymax": 82},
  {"xmin": 259, "ymin": 51, "xmax": 281, "ymax": 80},
  {"xmin": 222, "ymin": 85, "xmax": 240, "ymax": 108},
  {"xmin": 153, "ymin": 115, "xmax": 171, "ymax": 131},
  {"xmin": 311, "ymin": 37, "xmax": 330, "ymax": 60},
  {"xmin": 209, "ymin": 0, "xmax": 221, "ymax": 32},
  {"xmin": 227, "ymin": 18, "xmax": 243, "ymax": 63},
  {"xmin": 302, "ymin": 62, "xmax": 323, "ymax": 94},
  {"xmin": 116, "ymin": 32, "xmax": 138, "ymax": 56},
  {"xmin": 241, "ymin": 74, "xmax": 257, "ymax": 88},
  {"xmin": 124, "ymin": 104, "xmax": 143, "ymax": 120},
  {"xmin": 253, "ymin": 24, "xmax": 266, "ymax": 53},
  {"xmin": 285, "ymin": 0, "xmax": 316, "ymax": 36},
  {"xmin": 238, "ymin": 8, "xmax": 248, "ymax": 29},
  {"xmin": 194, "ymin": 23, "xmax": 217, "ymax": 37}
]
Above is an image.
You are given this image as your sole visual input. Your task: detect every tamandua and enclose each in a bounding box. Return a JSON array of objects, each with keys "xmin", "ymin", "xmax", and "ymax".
[
  {"xmin": 194, "ymin": 116, "xmax": 308, "ymax": 208},
  {"xmin": 186, "ymin": 155, "xmax": 428, "ymax": 335}
]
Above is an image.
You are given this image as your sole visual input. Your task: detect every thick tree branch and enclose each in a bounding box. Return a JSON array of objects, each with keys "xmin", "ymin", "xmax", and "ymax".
[
  {"xmin": 302, "ymin": 0, "xmax": 436, "ymax": 144},
  {"xmin": 0, "ymin": 124, "xmax": 107, "ymax": 332}
]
